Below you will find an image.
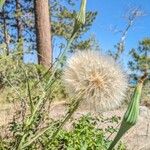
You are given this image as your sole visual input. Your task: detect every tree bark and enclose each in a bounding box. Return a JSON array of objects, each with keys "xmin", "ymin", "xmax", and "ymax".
[
  {"xmin": 16, "ymin": 0, "xmax": 22, "ymax": 40},
  {"xmin": 34, "ymin": 0, "xmax": 52, "ymax": 68},
  {"xmin": 3, "ymin": 6, "xmax": 10, "ymax": 55},
  {"xmin": 15, "ymin": 0, "xmax": 23, "ymax": 60}
]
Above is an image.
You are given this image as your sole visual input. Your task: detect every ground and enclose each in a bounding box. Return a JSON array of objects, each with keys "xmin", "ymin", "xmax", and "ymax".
[{"xmin": 0, "ymin": 102, "xmax": 150, "ymax": 150}]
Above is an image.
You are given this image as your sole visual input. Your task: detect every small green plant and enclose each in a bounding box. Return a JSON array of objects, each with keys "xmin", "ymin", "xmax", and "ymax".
[
  {"xmin": 46, "ymin": 115, "xmax": 126, "ymax": 150},
  {"xmin": 1, "ymin": 114, "xmax": 125, "ymax": 150}
]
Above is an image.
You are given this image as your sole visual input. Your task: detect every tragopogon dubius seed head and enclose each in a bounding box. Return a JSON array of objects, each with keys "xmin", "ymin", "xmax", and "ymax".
[{"xmin": 63, "ymin": 50, "xmax": 128, "ymax": 111}]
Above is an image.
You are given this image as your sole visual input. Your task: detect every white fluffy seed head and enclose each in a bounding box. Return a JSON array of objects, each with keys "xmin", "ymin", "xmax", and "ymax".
[{"xmin": 63, "ymin": 50, "xmax": 128, "ymax": 111}]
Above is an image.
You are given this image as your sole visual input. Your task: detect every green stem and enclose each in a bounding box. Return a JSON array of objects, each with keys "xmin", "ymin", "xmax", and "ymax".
[
  {"xmin": 48, "ymin": 99, "xmax": 81, "ymax": 143},
  {"xmin": 25, "ymin": 33, "xmax": 77, "ymax": 127},
  {"xmin": 21, "ymin": 99, "xmax": 81, "ymax": 149},
  {"xmin": 17, "ymin": 33, "xmax": 78, "ymax": 150}
]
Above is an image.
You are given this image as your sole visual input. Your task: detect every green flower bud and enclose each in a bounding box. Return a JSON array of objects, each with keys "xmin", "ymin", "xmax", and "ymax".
[
  {"xmin": 71, "ymin": 0, "xmax": 87, "ymax": 37},
  {"xmin": 76, "ymin": 0, "xmax": 86, "ymax": 26},
  {"xmin": 108, "ymin": 81, "xmax": 143, "ymax": 150}
]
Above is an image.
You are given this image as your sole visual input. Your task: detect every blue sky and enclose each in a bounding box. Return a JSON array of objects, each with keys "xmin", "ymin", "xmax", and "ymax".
[{"xmin": 84, "ymin": 0, "xmax": 150, "ymax": 68}]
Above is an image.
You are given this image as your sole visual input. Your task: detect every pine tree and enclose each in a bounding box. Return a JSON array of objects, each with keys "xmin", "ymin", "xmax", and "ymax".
[
  {"xmin": 129, "ymin": 38, "xmax": 150, "ymax": 81},
  {"xmin": 51, "ymin": 0, "xmax": 97, "ymax": 52},
  {"xmin": 0, "ymin": 0, "xmax": 97, "ymax": 64},
  {"xmin": 129, "ymin": 38, "xmax": 150, "ymax": 105}
]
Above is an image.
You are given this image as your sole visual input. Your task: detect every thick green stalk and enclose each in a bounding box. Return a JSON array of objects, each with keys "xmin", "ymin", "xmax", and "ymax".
[{"xmin": 108, "ymin": 81, "xmax": 144, "ymax": 150}]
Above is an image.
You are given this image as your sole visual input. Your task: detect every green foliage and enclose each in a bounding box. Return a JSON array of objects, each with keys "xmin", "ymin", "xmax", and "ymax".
[
  {"xmin": 47, "ymin": 115, "xmax": 125, "ymax": 150},
  {"xmin": 0, "ymin": 53, "xmax": 66, "ymax": 103},
  {"xmin": 0, "ymin": 114, "xmax": 126, "ymax": 150},
  {"xmin": 49, "ymin": 115, "xmax": 107, "ymax": 150},
  {"xmin": 0, "ymin": 0, "xmax": 97, "ymax": 58},
  {"xmin": 51, "ymin": 0, "xmax": 97, "ymax": 51},
  {"xmin": 129, "ymin": 38, "xmax": 150, "ymax": 81},
  {"xmin": 129, "ymin": 38, "xmax": 150, "ymax": 105}
]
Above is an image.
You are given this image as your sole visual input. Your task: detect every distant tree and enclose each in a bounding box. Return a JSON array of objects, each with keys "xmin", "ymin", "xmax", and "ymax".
[
  {"xmin": 0, "ymin": 0, "xmax": 32, "ymax": 58},
  {"xmin": 0, "ymin": 0, "xmax": 97, "ymax": 65},
  {"xmin": 51, "ymin": 0, "xmax": 97, "ymax": 52},
  {"xmin": 129, "ymin": 38, "xmax": 150, "ymax": 81},
  {"xmin": 129, "ymin": 38, "xmax": 150, "ymax": 104}
]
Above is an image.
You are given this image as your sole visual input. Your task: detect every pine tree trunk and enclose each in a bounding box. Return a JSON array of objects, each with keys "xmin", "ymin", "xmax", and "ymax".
[
  {"xmin": 16, "ymin": 0, "xmax": 22, "ymax": 40},
  {"xmin": 34, "ymin": 0, "xmax": 52, "ymax": 68},
  {"xmin": 3, "ymin": 6, "xmax": 10, "ymax": 56},
  {"xmin": 16, "ymin": 0, "xmax": 23, "ymax": 60}
]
